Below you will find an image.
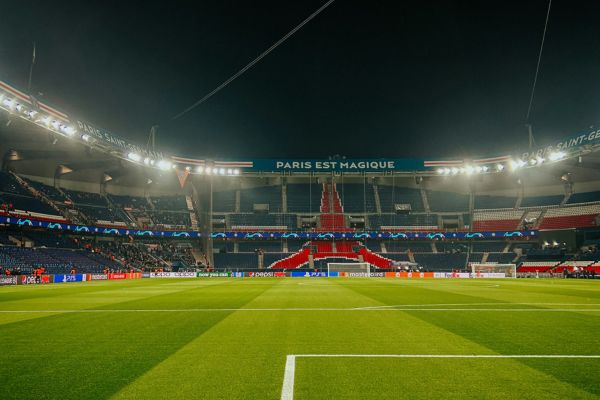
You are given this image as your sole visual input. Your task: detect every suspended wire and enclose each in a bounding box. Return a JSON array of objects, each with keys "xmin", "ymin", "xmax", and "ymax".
[
  {"xmin": 525, "ymin": 0, "xmax": 552, "ymax": 123},
  {"xmin": 172, "ymin": 0, "xmax": 336, "ymax": 121}
]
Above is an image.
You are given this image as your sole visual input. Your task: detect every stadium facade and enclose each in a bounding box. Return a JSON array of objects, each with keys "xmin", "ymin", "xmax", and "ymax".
[{"xmin": 1, "ymin": 78, "xmax": 600, "ymax": 277}]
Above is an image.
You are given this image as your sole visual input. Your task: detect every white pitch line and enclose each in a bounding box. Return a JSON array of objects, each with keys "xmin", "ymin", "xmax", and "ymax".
[
  {"xmin": 352, "ymin": 302, "xmax": 600, "ymax": 310},
  {"xmin": 280, "ymin": 354, "xmax": 600, "ymax": 400}
]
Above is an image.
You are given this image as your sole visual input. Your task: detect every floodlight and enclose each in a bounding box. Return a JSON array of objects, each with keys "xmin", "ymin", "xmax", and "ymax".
[
  {"xmin": 233, "ymin": 169, "xmax": 240, "ymax": 175},
  {"xmin": 465, "ymin": 166, "xmax": 474, "ymax": 175},
  {"xmin": 81, "ymin": 134, "xmax": 90, "ymax": 142},
  {"xmin": 205, "ymin": 167, "xmax": 212, "ymax": 174},
  {"xmin": 143, "ymin": 157, "xmax": 150, "ymax": 165},
  {"xmin": 496, "ymin": 164, "xmax": 504, "ymax": 171},
  {"xmin": 127, "ymin": 152, "xmax": 141, "ymax": 162},
  {"xmin": 219, "ymin": 168, "xmax": 225, "ymax": 175},
  {"xmin": 185, "ymin": 166, "xmax": 191, "ymax": 172},
  {"xmin": 482, "ymin": 166, "xmax": 489, "ymax": 172},
  {"xmin": 196, "ymin": 166, "xmax": 204, "ymax": 173},
  {"xmin": 549, "ymin": 151, "xmax": 565, "ymax": 161},
  {"xmin": 451, "ymin": 167, "xmax": 459, "ymax": 175},
  {"xmin": 436, "ymin": 168, "xmax": 444, "ymax": 174},
  {"xmin": 157, "ymin": 160, "xmax": 172, "ymax": 170},
  {"xmin": 227, "ymin": 168, "xmax": 233, "ymax": 175}
]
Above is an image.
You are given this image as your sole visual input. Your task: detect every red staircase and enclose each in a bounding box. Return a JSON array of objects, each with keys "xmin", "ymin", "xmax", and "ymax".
[{"xmin": 319, "ymin": 183, "xmax": 350, "ymax": 231}]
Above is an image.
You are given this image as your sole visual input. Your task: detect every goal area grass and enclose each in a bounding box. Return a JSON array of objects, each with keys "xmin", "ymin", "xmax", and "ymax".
[{"xmin": 0, "ymin": 278, "xmax": 599, "ymax": 399}]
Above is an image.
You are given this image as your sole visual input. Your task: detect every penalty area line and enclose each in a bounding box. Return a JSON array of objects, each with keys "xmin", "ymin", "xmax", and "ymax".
[{"xmin": 280, "ymin": 354, "xmax": 600, "ymax": 400}]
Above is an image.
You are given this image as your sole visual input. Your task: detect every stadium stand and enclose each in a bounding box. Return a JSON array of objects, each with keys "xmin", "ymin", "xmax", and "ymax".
[
  {"xmin": 472, "ymin": 210, "xmax": 523, "ymax": 231},
  {"xmin": 369, "ymin": 214, "xmax": 438, "ymax": 230},
  {"xmin": 286, "ymin": 184, "xmax": 322, "ymax": 213},
  {"xmin": 567, "ymin": 190, "xmax": 600, "ymax": 204},
  {"xmin": 538, "ymin": 204, "xmax": 600, "ymax": 229},
  {"xmin": 337, "ymin": 183, "xmax": 376, "ymax": 213},
  {"xmin": 377, "ymin": 186, "xmax": 424, "ymax": 212},
  {"xmin": 240, "ymin": 186, "xmax": 282, "ymax": 212},
  {"xmin": 474, "ymin": 194, "xmax": 517, "ymax": 209},
  {"xmin": 213, "ymin": 190, "xmax": 236, "ymax": 212},
  {"xmin": 426, "ymin": 190, "xmax": 469, "ymax": 212},
  {"xmin": 521, "ymin": 194, "xmax": 565, "ymax": 207}
]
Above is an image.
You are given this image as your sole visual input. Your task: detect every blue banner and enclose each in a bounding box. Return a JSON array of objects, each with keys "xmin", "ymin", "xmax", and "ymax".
[
  {"xmin": 249, "ymin": 158, "xmax": 425, "ymax": 172},
  {"xmin": 290, "ymin": 271, "xmax": 337, "ymax": 277},
  {"xmin": 54, "ymin": 274, "xmax": 85, "ymax": 283},
  {"xmin": 0, "ymin": 216, "xmax": 537, "ymax": 240}
]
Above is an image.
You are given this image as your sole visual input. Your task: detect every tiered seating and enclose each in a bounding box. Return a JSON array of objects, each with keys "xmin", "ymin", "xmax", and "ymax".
[
  {"xmin": 108, "ymin": 194, "xmax": 148, "ymax": 210},
  {"xmin": 538, "ymin": 205, "xmax": 600, "ymax": 230},
  {"xmin": 471, "ymin": 242, "xmax": 507, "ymax": 252},
  {"xmin": 0, "ymin": 193, "xmax": 58, "ymax": 215},
  {"xmin": 269, "ymin": 248, "xmax": 310, "ymax": 269},
  {"xmin": 238, "ymin": 241, "xmax": 283, "ymax": 253},
  {"xmin": 319, "ymin": 214, "xmax": 346, "ymax": 230},
  {"xmin": 0, "ymin": 246, "xmax": 118, "ymax": 274},
  {"xmin": 213, "ymin": 190, "xmax": 236, "ymax": 212},
  {"xmin": 286, "ymin": 184, "xmax": 321, "ymax": 213},
  {"xmin": 517, "ymin": 261, "xmax": 560, "ymax": 273},
  {"xmin": 521, "ymin": 195, "xmax": 564, "ymax": 207},
  {"xmin": 369, "ymin": 214, "xmax": 438, "ymax": 230},
  {"xmin": 22, "ymin": 179, "xmax": 67, "ymax": 202},
  {"xmin": 240, "ymin": 186, "xmax": 282, "ymax": 212},
  {"xmin": 378, "ymin": 186, "xmax": 424, "ymax": 212},
  {"xmin": 229, "ymin": 213, "xmax": 296, "ymax": 230},
  {"xmin": 213, "ymin": 253, "xmax": 257, "ymax": 270},
  {"xmin": 567, "ymin": 191, "xmax": 600, "ymax": 204},
  {"xmin": 63, "ymin": 189, "xmax": 107, "ymax": 207},
  {"xmin": 486, "ymin": 253, "xmax": 516, "ymax": 263},
  {"xmin": 150, "ymin": 211, "xmax": 191, "ymax": 228},
  {"xmin": 472, "ymin": 210, "xmax": 523, "ymax": 231},
  {"xmin": 413, "ymin": 253, "xmax": 467, "ymax": 271},
  {"xmin": 385, "ymin": 241, "xmax": 432, "ymax": 253},
  {"xmin": 337, "ymin": 183, "xmax": 376, "ymax": 213},
  {"xmin": 427, "ymin": 190, "xmax": 469, "ymax": 212},
  {"xmin": 358, "ymin": 247, "xmax": 392, "ymax": 269},
  {"xmin": 474, "ymin": 195, "xmax": 516, "ymax": 209},
  {"xmin": 151, "ymin": 195, "xmax": 188, "ymax": 211}
]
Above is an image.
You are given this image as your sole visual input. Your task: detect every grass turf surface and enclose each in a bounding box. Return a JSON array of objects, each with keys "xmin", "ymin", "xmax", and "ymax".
[{"xmin": 0, "ymin": 278, "xmax": 599, "ymax": 399}]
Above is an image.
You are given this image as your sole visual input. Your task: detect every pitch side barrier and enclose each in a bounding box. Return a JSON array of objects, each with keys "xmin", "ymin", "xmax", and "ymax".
[{"xmin": 0, "ymin": 271, "xmax": 510, "ymax": 287}]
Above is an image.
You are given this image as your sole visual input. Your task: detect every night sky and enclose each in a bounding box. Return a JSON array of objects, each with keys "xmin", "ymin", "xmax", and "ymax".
[{"xmin": 1, "ymin": 1, "xmax": 599, "ymax": 160}]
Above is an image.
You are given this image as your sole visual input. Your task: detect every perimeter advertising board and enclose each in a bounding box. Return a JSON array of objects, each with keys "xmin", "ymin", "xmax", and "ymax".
[
  {"xmin": 150, "ymin": 272, "xmax": 197, "ymax": 278},
  {"xmin": 196, "ymin": 272, "xmax": 231, "ymax": 277},
  {"xmin": 89, "ymin": 274, "xmax": 108, "ymax": 280},
  {"xmin": 0, "ymin": 276, "xmax": 18, "ymax": 286},
  {"xmin": 20, "ymin": 275, "xmax": 53, "ymax": 285},
  {"xmin": 54, "ymin": 274, "xmax": 86, "ymax": 283}
]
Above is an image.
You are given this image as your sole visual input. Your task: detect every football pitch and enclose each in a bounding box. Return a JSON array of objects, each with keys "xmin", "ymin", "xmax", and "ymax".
[{"xmin": 1, "ymin": 278, "xmax": 599, "ymax": 399}]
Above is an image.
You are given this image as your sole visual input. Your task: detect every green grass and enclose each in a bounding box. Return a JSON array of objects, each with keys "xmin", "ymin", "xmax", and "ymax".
[{"xmin": 0, "ymin": 278, "xmax": 599, "ymax": 399}]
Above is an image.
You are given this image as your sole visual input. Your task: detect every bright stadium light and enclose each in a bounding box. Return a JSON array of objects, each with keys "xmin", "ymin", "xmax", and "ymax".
[
  {"xmin": 143, "ymin": 157, "xmax": 150, "ymax": 165},
  {"xmin": 205, "ymin": 167, "xmax": 212, "ymax": 174},
  {"xmin": 2, "ymin": 98, "xmax": 14, "ymax": 109},
  {"xmin": 436, "ymin": 168, "xmax": 444, "ymax": 174},
  {"xmin": 465, "ymin": 166, "xmax": 474, "ymax": 175},
  {"xmin": 536, "ymin": 156, "xmax": 544, "ymax": 165},
  {"xmin": 481, "ymin": 165, "xmax": 489, "ymax": 172},
  {"xmin": 185, "ymin": 166, "xmax": 191, "ymax": 172},
  {"xmin": 15, "ymin": 104, "xmax": 24, "ymax": 112},
  {"xmin": 233, "ymin": 169, "xmax": 240, "ymax": 175},
  {"xmin": 219, "ymin": 168, "xmax": 225, "ymax": 175},
  {"xmin": 549, "ymin": 151, "xmax": 566, "ymax": 161},
  {"xmin": 496, "ymin": 163, "xmax": 505, "ymax": 172},
  {"xmin": 157, "ymin": 160, "xmax": 172, "ymax": 170},
  {"xmin": 196, "ymin": 166, "xmax": 204, "ymax": 173},
  {"xmin": 127, "ymin": 152, "xmax": 141, "ymax": 162},
  {"xmin": 451, "ymin": 167, "xmax": 459, "ymax": 175},
  {"xmin": 443, "ymin": 168, "xmax": 450, "ymax": 175},
  {"xmin": 62, "ymin": 125, "xmax": 76, "ymax": 136},
  {"xmin": 227, "ymin": 168, "xmax": 233, "ymax": 175},
  {"xmin": 81, "ymin": 134, "xmax": 90, "ymax": 142}
]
